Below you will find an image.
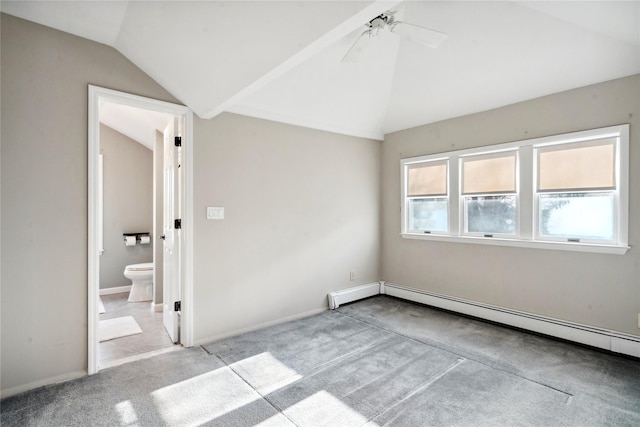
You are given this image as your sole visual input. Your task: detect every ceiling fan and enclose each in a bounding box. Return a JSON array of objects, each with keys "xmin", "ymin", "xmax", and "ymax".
[{"xmin": 342, "ymin": 10, "xmax": 448, "ymax": 62}]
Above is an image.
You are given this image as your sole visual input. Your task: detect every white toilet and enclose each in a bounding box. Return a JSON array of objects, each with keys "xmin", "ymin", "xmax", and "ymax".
[{"xmin": 124, "ymin": 262, "xmax": 154, "ymax": 302}]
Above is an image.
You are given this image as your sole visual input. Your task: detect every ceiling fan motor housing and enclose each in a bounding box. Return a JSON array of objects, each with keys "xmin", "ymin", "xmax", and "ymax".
[{"xmin": 368, "ymin": 14, "xmax": 390, "ymax": 30}]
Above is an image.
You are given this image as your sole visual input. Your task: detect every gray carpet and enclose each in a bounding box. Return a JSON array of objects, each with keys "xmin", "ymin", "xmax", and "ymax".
[{"xmin": 2, "ymin": 295, "xmax": 640, "ymax": 426}]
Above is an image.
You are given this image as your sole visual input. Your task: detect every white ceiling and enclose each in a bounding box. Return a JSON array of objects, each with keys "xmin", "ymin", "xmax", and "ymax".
[
  {"xmin": 2, "ymin": 1, "xmax": 639, "ymax": 142},
  {"xmin": 99, "ymin": 101, "xmax": 174, "ymax": 150}
]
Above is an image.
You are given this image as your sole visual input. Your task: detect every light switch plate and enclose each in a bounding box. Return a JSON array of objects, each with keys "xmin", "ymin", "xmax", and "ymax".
[{"xmin": 207, "ymin": 207, "xmax": 224, "ymax": 220}]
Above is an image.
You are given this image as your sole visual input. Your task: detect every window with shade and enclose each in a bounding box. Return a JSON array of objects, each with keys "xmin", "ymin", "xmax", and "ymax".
[
  {"xmin": 461, "ymin": 151, "xmax": 517, "ymax": 236},
  {"xmin": 406, "ymin": 159, "xmax": 448, "ymax": 233},
  {"xmin": 400, "ymin": 124, "xmax": 629, "ymax": 254},
  {"xmin": 535, "ymin": 138, "xmax": 617, "ymax": 243}
]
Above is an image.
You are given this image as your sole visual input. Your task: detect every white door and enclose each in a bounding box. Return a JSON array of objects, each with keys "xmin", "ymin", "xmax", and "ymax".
[{"xmin": 163, "ymin": 117, "xmax": 181, "ymax": 343}]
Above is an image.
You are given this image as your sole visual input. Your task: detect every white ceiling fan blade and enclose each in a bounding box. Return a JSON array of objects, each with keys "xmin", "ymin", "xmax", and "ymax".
[
  {"xmin": 341, "ymin": 30, "xmax": 375, "ymax": 63},
  {"xmin": 391, "ymin": 22, "xmax": 448, "ymax": 48}
]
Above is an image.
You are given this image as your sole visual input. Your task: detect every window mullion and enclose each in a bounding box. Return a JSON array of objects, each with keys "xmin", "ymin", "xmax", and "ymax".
[
  {"xmin": 449, "ymin": 156, "xmax": 460, "ymax": 235},
  {"xmin": 519, "ymin": 145, "xmax": 533, "ymax": 240}
]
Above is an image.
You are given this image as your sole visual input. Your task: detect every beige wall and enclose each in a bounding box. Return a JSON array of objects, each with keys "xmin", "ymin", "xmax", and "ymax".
[
  {"xmin": 193, "ymin": 113, "xmax": 381, "ymax": 342},
  {"xmin": 99, "ymin": 124, "xmax": 153, "ymax": 289},
  {"xmin": 1, "ymin": 14, "xmax": 178, "ymax": 394},
  {"xmin": 382, "ymin": 75, "xmax": 640, "ymax": 336}
]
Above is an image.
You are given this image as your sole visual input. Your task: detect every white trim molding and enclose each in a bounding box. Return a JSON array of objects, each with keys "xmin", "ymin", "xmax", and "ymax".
[
  {"xmin": 88, "ymin": 85, "xmax": 194, "ymax": 375},
  {"xmin": 195, "ymin": 307, "xmax": 327, "ymax": 346},
  {"xmin": 328, "ymin": 282, "xmax": 640, "ymax": 358},
  {"xmin": 401, "ymin": 233, "xmax": 630, "ymax": 255},
  {"xmin": 1, "ymin": 370, "xmax": 86, "ymax": 399}
]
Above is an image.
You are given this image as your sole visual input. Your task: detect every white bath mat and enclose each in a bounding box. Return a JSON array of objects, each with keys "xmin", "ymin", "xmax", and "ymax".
[
  {"xmin": 98, "ymin": 297, "xmax": 106, "ymax": 314},
  {"xmin": 99, "ymin": 316, "xmax": 142, "ymax": 342}
]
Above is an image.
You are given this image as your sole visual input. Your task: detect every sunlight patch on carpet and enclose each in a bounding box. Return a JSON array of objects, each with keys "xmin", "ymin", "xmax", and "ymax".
[
  {"xmin": 231, "ymin": 352, "xmax": 303, "ymax": 394},
  {"xmin": 115, "ymin": 400, "xmax": 139, "ymax": 425},
  {"xmin": 283, "ymin": 390, "xmax": 370, "ymax": 426},
  {"xmin": 151, "ymin": 367, "xmax": 262, "ymax": 426}
]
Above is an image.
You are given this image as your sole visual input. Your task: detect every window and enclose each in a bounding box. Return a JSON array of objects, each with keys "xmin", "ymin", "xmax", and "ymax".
[
  {"xmin": 536, "ymin": 138, "xmax": 617, "ymax": 243},
  {"xmin": 406, "ymin": 160, "xmax": 448, "ymax": 233},
  {"xmin": 461, "ymin": 151, "xmax": 517, "ymax": 236},
  {"xmin": 401, "ymin": 124, "xmax": 629, "ymax": 254}
]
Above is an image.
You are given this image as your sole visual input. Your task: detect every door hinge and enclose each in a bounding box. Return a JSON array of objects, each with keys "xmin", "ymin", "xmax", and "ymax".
[
  {"xmin": 174, "ymin": 301, "xmax": 181, "ymax": 312},
  {"xmin": 174, "ymin": 219, "xmax": 182, "ymax": 229},
  {"xmin": 174, "ymin": 136, "xmax": 182, "ymax": 147}
]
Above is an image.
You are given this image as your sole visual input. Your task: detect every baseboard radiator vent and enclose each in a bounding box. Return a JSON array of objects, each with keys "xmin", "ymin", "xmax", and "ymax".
[
  {"xmin": 328, "ymin": 282, "xmax": 381, "ymax": 310},
  {"xmin": 328, "ymin": 281, "xmax": 640, "ymax": 359}
]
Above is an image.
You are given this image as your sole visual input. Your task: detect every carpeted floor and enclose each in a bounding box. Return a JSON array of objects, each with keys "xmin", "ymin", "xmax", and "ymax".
[{"xmin": 2, "ymin": 295, "xmax": 640, "ymax": 426}]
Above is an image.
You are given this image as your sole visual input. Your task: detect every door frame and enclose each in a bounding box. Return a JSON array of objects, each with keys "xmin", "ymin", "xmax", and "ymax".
[{"xmin": 87, "ymin": 85, "xmax": 194, "ymax": 374}]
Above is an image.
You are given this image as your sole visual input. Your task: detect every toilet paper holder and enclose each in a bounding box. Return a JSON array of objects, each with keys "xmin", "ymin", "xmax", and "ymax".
[{"xmin": 123, "ymin": 232, "xmax": 151, "ymax": 243}]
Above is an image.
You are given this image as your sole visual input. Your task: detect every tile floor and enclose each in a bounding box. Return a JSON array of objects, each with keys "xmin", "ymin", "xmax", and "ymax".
[{"xmin": 99, "ymin": 292, "xmax": 176, "ymax": 367}]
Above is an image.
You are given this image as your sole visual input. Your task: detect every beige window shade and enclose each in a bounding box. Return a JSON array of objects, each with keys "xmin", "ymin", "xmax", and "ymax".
[
  {"xmin": 462, "ymin": 152, "xmax": 516, "ymax": 195},
  {"xmin": 407, "ymin": 161, "xmax": 447, "ymax": 196},
  {"xmin": 537, "ymin": 138, "xmax": 616, "ymax": 191}
]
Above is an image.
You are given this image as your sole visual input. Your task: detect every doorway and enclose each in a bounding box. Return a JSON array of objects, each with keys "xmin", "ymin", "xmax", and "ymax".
[{"xmin": 88, "ymin": 85, "xmax": 194, "ymax": 374}]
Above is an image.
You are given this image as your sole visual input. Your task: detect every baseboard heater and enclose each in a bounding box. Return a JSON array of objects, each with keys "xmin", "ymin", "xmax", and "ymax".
[{"xmin": 328, "ymin": 281, "xmax": 640, "ymax": 359}]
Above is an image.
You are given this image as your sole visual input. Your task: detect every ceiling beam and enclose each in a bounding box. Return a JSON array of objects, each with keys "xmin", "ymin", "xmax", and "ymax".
[{"xmin": 201, "ymin": 0, "xmax": 402, "ymax": 119}]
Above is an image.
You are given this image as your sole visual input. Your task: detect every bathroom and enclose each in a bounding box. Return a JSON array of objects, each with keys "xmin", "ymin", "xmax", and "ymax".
[{"xmin": 98, "ymin": 105, "xmax": 175, "ymax": 367}]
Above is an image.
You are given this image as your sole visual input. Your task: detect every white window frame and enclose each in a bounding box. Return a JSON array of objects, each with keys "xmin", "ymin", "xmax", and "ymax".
[
  {"xmin": 404, "ymin": 158, "xmax": 450, "ymax": 235},
  {"xmin": 400, "ymin": 124, "xmax": 629, "ymax": 255},
  {"xmin": 459, "ymin": 149, "xmax": 520, "ymax": 238}
]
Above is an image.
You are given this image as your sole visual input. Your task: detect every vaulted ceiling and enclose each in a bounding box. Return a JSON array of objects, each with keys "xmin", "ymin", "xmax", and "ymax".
[{"xmin": 2, "ymin": 1, "xmax": 639, "ymax": 141}]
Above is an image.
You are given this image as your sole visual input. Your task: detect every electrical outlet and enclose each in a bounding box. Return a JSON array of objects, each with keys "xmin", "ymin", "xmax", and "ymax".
[{"xmin": 350, "ymin": 271, "xmax": 355, "ymax": 281}]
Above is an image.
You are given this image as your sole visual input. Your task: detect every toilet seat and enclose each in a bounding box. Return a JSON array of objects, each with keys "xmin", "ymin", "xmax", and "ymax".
[{"xmin": 126, "ymin": 262, "xmax": 153, "ymax": 272}]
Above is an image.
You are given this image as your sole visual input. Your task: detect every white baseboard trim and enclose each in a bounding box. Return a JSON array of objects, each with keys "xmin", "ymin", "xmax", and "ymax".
[
  {"xmin": 328, "ymin": 282, "xmax": 382, "ymax": 309},
  {"xmin": 327, "ymin": 281, "xmax": 640, "ymax": 358},
  {"xmin": 1, "ymin": 370, "xmax": 86, "ymax": 399},
  {"xmin": 99, "ymin": 285, "xmax": 131, "ymax": 296},
  {"xmin": 195, "ymin": 307, "xmax": 327, "ymax": 346},
  {"xmin": 152, "ymin": 303, "xmax": 163, "ymax": 312}
]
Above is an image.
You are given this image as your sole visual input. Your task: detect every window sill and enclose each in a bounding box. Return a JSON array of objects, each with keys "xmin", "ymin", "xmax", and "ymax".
[{"xmin": 401, "ymin": 233, "xmax": 630, "ymax": 255}]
